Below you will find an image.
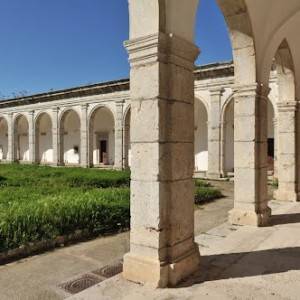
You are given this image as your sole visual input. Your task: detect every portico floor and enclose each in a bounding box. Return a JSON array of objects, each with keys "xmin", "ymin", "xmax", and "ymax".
[{"xmin": 69, "ymin": 200, "xmax": 300, "ymax": 300}]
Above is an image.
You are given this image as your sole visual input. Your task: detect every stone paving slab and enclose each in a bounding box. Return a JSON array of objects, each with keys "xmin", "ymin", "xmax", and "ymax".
[{"xmin": 68, "ymin": 201, "xmax": 300, "ymax": 300}]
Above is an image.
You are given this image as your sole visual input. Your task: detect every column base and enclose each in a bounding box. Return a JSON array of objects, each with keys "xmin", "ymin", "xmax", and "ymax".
[
  {"xmin": 123, "ymin": 244, "xmax": 200, "ymax": 288},
  {"xmin": 207, "ymin": 172, "xmax": 222, "ymax": 180},
  {"xmin": 274, "ymin": 189, "xmax": 299, "ymax": 202},
  {"xmin": 228, "ymin": 207, "xmax": 271, "ymax": 227}
]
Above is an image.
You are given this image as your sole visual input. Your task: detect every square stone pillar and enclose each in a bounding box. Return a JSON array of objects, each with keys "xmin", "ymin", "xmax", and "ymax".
[
  {"xmin": 80, "ymin": 104, "xmax": 89, "ymax": 168},
  {"xmin": 51, "ymin": 107, "xmax": 60, "ymax": 166},
  {"xmin": 208, "ymin": 88, "xmax": 224, "ymax": 179},
  {"xmin": 28, "ymin": 111, "xmax": 35, "ymax": 163},
  {"xmin": 114, "ymin": 100, "xmax": 124, "ymax": 170},
  {"xmin": 122, "ymin": 33, "xmax": 200, "ymax": 288},
  {"xmin": 273, "ymin": 117, "xmax": 278, "ymax": 179},
  {"xmin": 229, "ymin": 84, "xmax": 271, "ymax": 226},
  {"xmin": 7, "ymin": 113, "xmax": 15, "ymax": 162},
  {"xmin": 274, "ymin": 102, "xmax": 298, "ymax": 201}
]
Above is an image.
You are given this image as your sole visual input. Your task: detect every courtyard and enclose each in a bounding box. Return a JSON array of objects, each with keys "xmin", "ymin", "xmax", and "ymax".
[
  {"xmin": 1, "ymin": 0, "xmax": 300, "ymax": 298},
  {"xmin": 1, "ymin": 180, "xmax": 298, "ymax": 300}
]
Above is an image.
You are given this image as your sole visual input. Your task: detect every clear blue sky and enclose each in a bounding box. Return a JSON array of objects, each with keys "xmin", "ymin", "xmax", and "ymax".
[{"xmin": 0, "ymin": 0, "xmax": 232, "ymax": 97}]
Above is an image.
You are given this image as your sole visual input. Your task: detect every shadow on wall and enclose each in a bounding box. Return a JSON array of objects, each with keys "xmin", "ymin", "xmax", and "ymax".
[{"xmin": 178, "ymin": 246, "xmax": 300, "ymax": 287}]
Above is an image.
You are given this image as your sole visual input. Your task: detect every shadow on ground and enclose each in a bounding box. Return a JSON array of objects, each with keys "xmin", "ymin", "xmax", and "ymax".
[
  {"xmin": 178, "ymin": 247, "xmax": 300, "ymax": 287},
  {"xmin": 271, "ymin": 213, "xmax": 300, "ymax": 225}
]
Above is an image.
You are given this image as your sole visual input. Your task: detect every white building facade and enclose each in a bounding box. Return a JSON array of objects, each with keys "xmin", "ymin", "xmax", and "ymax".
[{"xmin": 0, "ymin": 62, "xmax": 278, "ymax": 177}]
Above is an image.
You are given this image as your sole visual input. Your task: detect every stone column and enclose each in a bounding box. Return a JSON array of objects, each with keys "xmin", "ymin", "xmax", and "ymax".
[
  {"xmin": 123, "ymin": 117, "xmax": 130, "ymax": 169},
  {"xmin": 122, "ymin": 33, "xmax": 200, "ymax": 288},
  {"xmin": 273, "ymin": 117, "xmax": 278, "ymax": 179},
  {"xmin": 114, "ymin": 100, "xmax": 124, "ymax": 170},
  {"xmin": 229, "ymin": 84, "xmax": 271, "ymax": 226},
  {"xmin": 7, "ymin": 113, "xmax": 15, "ymax": 162},
  {"xmin": 51, "ymin": 107, "xmax": 60, "ymax": 166},
  {"xmin": 28, "ymin": 111, "xmax": 35, "ymax": 163},
  {"xmin": 207, "ymin": 88, "xmax": 224, "ymax": 179},
  {"xmin": 274, "ymin": 102, "xmax": 298, "ymax": 201},
  {"xmin": 80, "ymin": 104, "xmax": 89, "ymax": 168}
]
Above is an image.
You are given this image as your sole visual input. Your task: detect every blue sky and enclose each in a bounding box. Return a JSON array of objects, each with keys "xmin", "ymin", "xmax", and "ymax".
[{"xmin": 0, "ymin": 0, "xmax": 232, "ymax": 97}]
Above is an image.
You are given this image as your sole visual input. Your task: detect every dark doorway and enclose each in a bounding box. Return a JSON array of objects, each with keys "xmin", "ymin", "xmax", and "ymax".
[{"xmin": 99, "ymin": 140, "xmax": 108, "ymax": 164}]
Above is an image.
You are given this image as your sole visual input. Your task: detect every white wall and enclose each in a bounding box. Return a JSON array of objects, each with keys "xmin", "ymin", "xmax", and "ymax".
[
  {"xmin": 92, "ymin": 107, "xmax": 115, "ymax": 165},
  {"xmin": 194, "ymin": 99, "xmax": 208, "ymax": 171},
  {"xmin": 37, "ymin": 113, "xmax": 53, "ymax": 163},
  {"xmin": 0, "ymin": 118, "xmax": 8, "ymax": 160},
  {"xmin": 16, "ymin": 115, "xmax": 29, "ymax": 161},
  {"xmin": 62, "ymin": 110, "xmax": 80, "ymax": 165}
]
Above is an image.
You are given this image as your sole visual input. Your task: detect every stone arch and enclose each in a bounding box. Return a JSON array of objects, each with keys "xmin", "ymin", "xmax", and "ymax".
[
  {"xmin": 88, "ymin": 105, "xmax": 115, "ymax": 167},
  {"xmin": 14, "ymin": 114, "xmax": 29, "ymax": 162},
  {"xmin": 124, "ymin": 0, "xmax": 262, "ymax": 286},
  {"xmin": 194, "ymin": 97, "xmax": 208, "ymax": 173},
  {"xmin": 128, "ymin": 0, "xmax": 257, "ymax": 84},
  {"xmin": 123, "ymin": 105, "xmax": 131, "ymax": 169},
  {"xmin": 35, "ymin": 112, "xmax": 53, "ymax": 164},
  {"xmin": 270, "ymin": 39, "xmax": 298, "ymax": 202},
  {"xmin": 59, "ymin": 108, "xmax": 81, "ymax": 165},
  {"xmin": 259, "ymin": 9, "xmax": 300, "ymax": 86},
  {"xmin": 274, "ymin": 39, "xmax": 296, "ymax": 102},
  {"xmin": 0, "ymin": 115, "xmax": 8, "ymax": 161}
]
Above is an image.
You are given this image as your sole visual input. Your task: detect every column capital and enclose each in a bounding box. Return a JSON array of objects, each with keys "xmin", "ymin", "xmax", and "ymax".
[
  {"xmin": 115, "ymin": 99, "xmax": 125, "ymax": 106},
  {"xmin": 209, "ymin": 86, "xmax": 225, "ymax": 97},
  {"xmin": 80, "ymin": 103, "xmax": 88, "ymax": 110},
  {"xmin": 124, "ymin": 32, "xmax": 199, "ymax": 70},
  {"xmin": 52, "ymin": 107, "xmax": 59, "ymax": 113},
  {"xmin": 28, "ymin": 110, "xmax": 35, "ymax": 116},
  {"xmin": 277, "ymin": 101, "xmax": 297, "ymax": 112},
  {"xmin": 233, "ymin": 83, "xmax": 270, "ymax": 99}
]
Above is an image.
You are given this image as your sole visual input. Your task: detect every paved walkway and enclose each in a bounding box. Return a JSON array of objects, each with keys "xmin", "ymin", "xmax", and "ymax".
[
  {"xmin": 0, "ymin": 233, "xmax": 129, "ymax": 300},
  {"xmin": 69, "ymin": 200, "xmax": 300, "ymax": 300}
]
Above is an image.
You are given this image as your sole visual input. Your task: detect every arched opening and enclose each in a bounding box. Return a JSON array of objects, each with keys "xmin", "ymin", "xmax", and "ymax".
[
  {"xmin": 194, "ymin": 98, "xmax": 208, "ymax": 174},
  {"xmin": 222, "ymin": 96, "xmax": 275, "ymax": 177},
  {"xmin": 35, "ymin": 113, "xmax": 53, "ymax": 164},
  {"xmin": 123, "ymin": 107, "xmax": 131, "ymax": 169},
  {"xmin": 89, "ymin": 106, "xmax": 115, "ymax": 167},
  {"xmin": 271, "ymin": 39, "xmax": 298, "ymax": 201},
  {"xmin": 223, "ymin": 98, "xmax": 234, "ymax": 176},
  {"xmin": 0, "ymin": 117, "xmax": 8, "ymax": 161},
  {"xmin": 60, "ymin": 110, "xmax": 81, "ymax": 166},
  {"xmin": 124, "ymin": 0, "xmax": 264, "ymax": 286},
  {"xmin": 15, "ymin": 115, "xmax": 29, "ymax": 162}
]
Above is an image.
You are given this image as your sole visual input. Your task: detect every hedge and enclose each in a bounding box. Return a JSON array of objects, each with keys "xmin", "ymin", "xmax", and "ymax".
[{"xmin": 195, "ymin": 186, "xmax": 223, "ymax": 205}]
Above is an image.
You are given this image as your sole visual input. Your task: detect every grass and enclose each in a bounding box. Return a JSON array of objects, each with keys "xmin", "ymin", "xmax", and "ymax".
[
  {"xmin": 0, "ymin": 164, "xmax": 224, "ymax": 252},
  {"xmin": 0, "ymin": 164, "xmax": 130, "ymax": 252}
]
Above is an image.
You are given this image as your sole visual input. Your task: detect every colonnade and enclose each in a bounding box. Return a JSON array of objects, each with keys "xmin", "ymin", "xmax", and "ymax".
[
  {"xmin": 0, "ymin": 102, "xmax": 131, "ymax": 170},
  {"xmin": 0, "ymin": 88, "xmax": 277, "ymax": 176}
]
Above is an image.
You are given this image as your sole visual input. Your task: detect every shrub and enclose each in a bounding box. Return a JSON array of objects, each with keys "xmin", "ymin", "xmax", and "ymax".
[
  {"xmin": 195, "ymin": 179, "xmax": 212, "ymax": 188},
  {"xmin": 194, "ymin": 186, "xmax": 223, "ymax": 205}
]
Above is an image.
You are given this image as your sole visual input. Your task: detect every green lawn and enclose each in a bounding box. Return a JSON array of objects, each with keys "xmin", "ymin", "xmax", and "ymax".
[
  {"xmin": 0, "ymin": 164, "xmax": 130, "ymax": 252},
  {"xmin": 0, "ymin": 164, "xmax": 223, "ymax": 253}
]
